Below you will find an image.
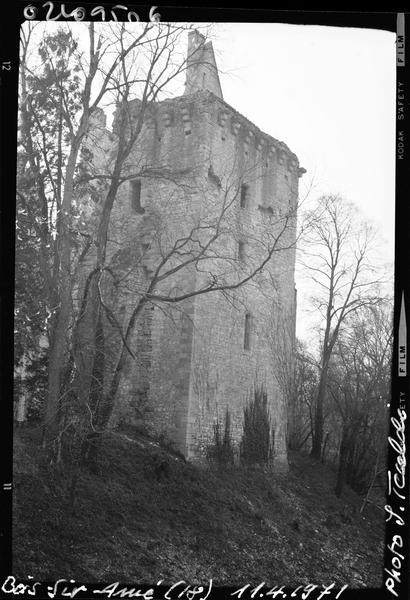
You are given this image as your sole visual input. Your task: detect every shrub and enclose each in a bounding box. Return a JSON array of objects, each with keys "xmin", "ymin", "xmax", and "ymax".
[
  {"xmin": 207, "ymin": 408, "xmax": 234, "ymax": 467},
  {"xmin": 157, "ymin": 431, "xmax": 186, "ymax": 462},
  {"xmin": 240, "ymin": 387, "xmax": 274, "ymax": 466}
]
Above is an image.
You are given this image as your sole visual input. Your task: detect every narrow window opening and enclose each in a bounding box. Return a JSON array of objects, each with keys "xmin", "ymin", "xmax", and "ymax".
[
  {"xmin": 238, "ymin": 241, "xmax": 246, "ymax": 261},
  {"xmin": 240, "ymin": 183, "xmax": 249, "ymax": 208},
  {"xmin": 130, "ymin": 180, "xmax": 144, "ymax": 214},
  {"xmin": 202, "ymin": 72, "xmax": 206, "ymax": 87},
  {"xmin": 185, "ymin": 129, "xmax": 191, "ymax": 136},
  {"xmin": 244, "ymin": 313, "xmax": 252, "ymax": 350}
]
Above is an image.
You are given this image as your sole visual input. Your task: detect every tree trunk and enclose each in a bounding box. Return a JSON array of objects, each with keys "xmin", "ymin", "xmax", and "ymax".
[
  {"xmin": 311, "ymin": 366, "xmax": 328, "ymax": 459},
  {"xmin": 321, "ymin": 431, "xmax": 330, "ymax": 463},
  {"xmin": 335, "ymin": 427, "xmax": 350, "ymax": 497},
  {"xmin": 44, "ymin": 143, "xmax": 81, "ymax": 452},
  {"xmin": 44, "ymin": 290, "xmax": 71, "ymax": 446},
  {"xmin": 81, "ymin": 310, "xmax": 105, "ymax": 469},
  {"xmin": 73, "ymin": 274, "xmax": 101, "ymax": 410},
  {"xmin": 345, "ymin": 441, "xmax": 357, "ymax": 486},
  {"xmin": 83, "ymin": 297, "xmax": 148, "ymax": 465}
]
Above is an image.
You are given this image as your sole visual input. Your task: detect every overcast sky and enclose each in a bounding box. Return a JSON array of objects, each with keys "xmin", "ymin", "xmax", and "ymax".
[{"xmin": 209, "ymin": 22, "xmax": 396, "ymax": 344}]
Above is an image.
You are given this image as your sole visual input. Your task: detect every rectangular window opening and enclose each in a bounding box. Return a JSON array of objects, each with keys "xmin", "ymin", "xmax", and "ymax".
[
  {"xmin": 238, "ymin": 241, "xmax": 246, "ymax": 261},
  {"xmin": 130, "ymin": 179, "xmax": 144, "ymax": 214},
  {"xmin": 240, "ymin": 183, "xmax": 249, "ymax": 208},
  {"xmin": 244, "ymin": 312, "xmax": 252, "ymax": 350}
]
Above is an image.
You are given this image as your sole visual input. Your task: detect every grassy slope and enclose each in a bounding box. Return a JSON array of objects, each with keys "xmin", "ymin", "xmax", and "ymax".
[{"xmin": 13, "ymin": 427, "xmax": 384, "ymax": 587}]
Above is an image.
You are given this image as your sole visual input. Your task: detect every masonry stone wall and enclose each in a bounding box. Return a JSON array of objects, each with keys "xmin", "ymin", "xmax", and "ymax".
[
  {"xmin": 177, "ymin": 94, "xmax": 300, "ymax": 470},
  {"xmin": 85, "ymin": 46, "xmax": 303, "ymax": 472}
]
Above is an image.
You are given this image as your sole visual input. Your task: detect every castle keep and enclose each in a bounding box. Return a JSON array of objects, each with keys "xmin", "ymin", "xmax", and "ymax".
[{"xmin": 88, "ymin": 31, "xmax": 304, "ymax": 471}]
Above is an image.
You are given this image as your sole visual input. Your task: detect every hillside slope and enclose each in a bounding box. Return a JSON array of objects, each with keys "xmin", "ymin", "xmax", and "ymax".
[{"xmin": 12, "ymin": 428, "xmax": 384, "ymax": 587}]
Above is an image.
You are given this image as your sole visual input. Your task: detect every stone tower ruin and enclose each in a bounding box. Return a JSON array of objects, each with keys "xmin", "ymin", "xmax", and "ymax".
[{"xmin": 88, "ymin": 31, "xmax": 305, "ymax": 471}]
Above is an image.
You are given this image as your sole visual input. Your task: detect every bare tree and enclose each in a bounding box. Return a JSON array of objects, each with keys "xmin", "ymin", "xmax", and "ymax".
[
  {"xmin": 327, "ymin": 301, "xmax": 392, "ymax": 497},
  {"xmin": 287, "ymin": 340, "xmax": 318, "ymax": 452},
  {"xmin": 299, "ymin": 194, "xmax": 385, "ymax": 459},
  {"xmin": 18, "ymin": 21, "xmax": 216, "ymax": 457},
  {"xmin": 18, "ymin": 21, "xmax": 304, "ymax": 472}
]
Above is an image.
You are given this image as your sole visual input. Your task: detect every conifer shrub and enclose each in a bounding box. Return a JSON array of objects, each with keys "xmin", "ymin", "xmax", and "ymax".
[
  {"xmin": 207, "ymin": 408, "xmax": 234, "ymax": 467},
  {"xmin": 240, "ymin": 387, "xmax": 274, "ymax": 466}
]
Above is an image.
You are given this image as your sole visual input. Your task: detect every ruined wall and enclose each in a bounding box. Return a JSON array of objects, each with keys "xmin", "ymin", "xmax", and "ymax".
[
  {"xmin": 103, "ymin": 94, "xmax": 211, "ymax": 446},
  {"xmin": 180, "ymin": 93, "xmax": 302, "ymax": 471},
  {"xmin": 184, "ymin": 31, "xmax": 223, "ymax": 99},
  {"xmin": 87, "ymin": 86, "xmax": 303, "ymax": 471}
]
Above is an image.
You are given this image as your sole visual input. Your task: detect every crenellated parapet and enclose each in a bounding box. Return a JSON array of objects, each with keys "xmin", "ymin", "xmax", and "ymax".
[
  {"xmin": 211, "ymin": 98, "xmax": 305, "ymax": 175},
  {"xmin": 114, "ymin": 92, "xmax": 306, "ymax": 179},
  {"xmin": 161, "ymin": 106, "xmax": 174, "ymax": 128},
  {"xmin": 180, "ymin": 104, "xmax": 192, "ymax": 135}
]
